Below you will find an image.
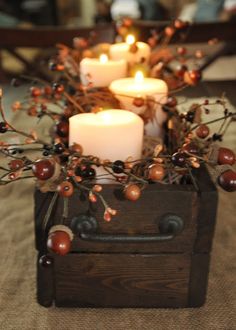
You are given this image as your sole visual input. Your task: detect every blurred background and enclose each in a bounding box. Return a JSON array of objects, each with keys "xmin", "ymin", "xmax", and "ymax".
[
  {"xmin": 0, "ymin": 0, "xmax": 235, "ymax": 81},
  {"xmin": 0, "ymin": 0, "xmax": 235, "ymax": 28}
]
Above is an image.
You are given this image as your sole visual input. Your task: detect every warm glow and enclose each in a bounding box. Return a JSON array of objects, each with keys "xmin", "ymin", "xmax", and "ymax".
[
  {"xmin": 100, "ymin": 111, "xmax": 112, "ymax": 124},
  {"xmin": 126, "ymin": 34, "xmax": 135, "ymax": 45},
  {"xmin": 134, "ymin": 71, "xmax": 144, "ymax": 84},
  {"xmin": 99, "ymin": 54, "xmax": 108, "ymax": 64}
]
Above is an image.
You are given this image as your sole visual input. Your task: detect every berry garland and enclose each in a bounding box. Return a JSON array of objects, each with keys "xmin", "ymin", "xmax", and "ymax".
[{"xmin": 0, "ymin": 19, "xmax": 235, "ymax": 257}]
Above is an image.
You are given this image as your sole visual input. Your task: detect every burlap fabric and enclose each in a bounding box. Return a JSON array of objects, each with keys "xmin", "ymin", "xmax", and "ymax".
[{"xmin": 0, "ymin": 88, "xmax": 235, "ymax": 330}]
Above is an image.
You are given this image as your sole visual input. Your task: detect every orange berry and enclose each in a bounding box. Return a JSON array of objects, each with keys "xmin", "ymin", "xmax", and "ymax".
[
  {"xmin": 124, "ymin": 184, "xmax": 141, "ymax": 201},
  {"xmin": 148, "ymin": 164, "xmax": 165, "ymax": 181}
]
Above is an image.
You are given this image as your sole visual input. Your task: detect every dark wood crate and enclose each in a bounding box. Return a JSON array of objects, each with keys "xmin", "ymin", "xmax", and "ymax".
[{"xmin": 35, "ymin": 166, "xmax": 218, "ymax": 308}]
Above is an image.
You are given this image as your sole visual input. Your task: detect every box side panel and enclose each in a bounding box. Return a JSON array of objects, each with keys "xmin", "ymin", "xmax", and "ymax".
[
  {"xmin": 188, "ymin": 253, "xmax": 210, "ymax": 307},
  {"xmin": 54, "ymin": 253, "xmax": 191, "ymax": 308}
]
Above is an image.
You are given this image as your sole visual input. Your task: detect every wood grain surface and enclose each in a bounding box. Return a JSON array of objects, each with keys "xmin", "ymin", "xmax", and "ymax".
[{"xmin": 54, "ymin": 253, "xmax": 191, "ymax": 308}]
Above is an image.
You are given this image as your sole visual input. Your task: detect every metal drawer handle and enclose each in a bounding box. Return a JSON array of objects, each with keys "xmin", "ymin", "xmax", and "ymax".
[{"xmin": 70, "ymin": 214, "xmax": 184, "ymax": 243}]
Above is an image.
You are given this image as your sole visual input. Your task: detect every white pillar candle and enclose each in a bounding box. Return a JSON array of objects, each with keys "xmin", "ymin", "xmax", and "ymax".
[
  {"xmin": 80, "ymin": 54, "xmax": 127, "ymax": 88},
  {"xmin": 69, "ymin": 110, "xmax": 144, "ymax": 162},
  {"xmin": 109, "ymin": 35, "xmax": 151, "ymax": 65},
  {"xmin": 109, "ymin": 71, "xmax": 168, "ymax": 137}
]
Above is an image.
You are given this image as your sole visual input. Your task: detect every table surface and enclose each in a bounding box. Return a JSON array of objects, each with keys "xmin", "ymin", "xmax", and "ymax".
[{"xmin": 0, "ymin": 81, "xmax": 235, "ymax": 330}]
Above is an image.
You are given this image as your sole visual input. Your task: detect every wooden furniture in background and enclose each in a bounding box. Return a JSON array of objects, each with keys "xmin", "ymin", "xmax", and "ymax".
[
  {"xmin": 134, "ymin": 20, "xmax": 236, "ymax": 71},
  {"xmin": 0, "ymin": 25, "xmax": 115, "ymax": 81},
  {"xmin": 0, "ymin": 21, "xmax": 235, "ymax": 81}
]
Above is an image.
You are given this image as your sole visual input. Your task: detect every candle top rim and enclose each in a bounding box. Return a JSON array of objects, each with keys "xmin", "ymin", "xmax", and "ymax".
[
  {"xmin": 69, "ymin": 109, "xmax": 143, "ymax": 126},
  {"xmin": 80, "ymin": 57, "xmax": 126, "ymax": 65},
  {"xmin": 110, "ymin": 41, "xmax": 148, "ymax": 48},
  {"xmin": 110, "ymin": 77, "xmax": 168, "ymax": 94}
]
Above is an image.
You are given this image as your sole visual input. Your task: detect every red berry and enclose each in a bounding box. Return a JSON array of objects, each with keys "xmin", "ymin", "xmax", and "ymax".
[
  {"xmin": 175, "ymin": 65, "xmax": 187, "ymax": 78},
  {"xmin": 129, "ymin": 43, "xmax": 138, "ymax": 53},
  {"xmin": 57, "ymin": 181, "xmax": 74, "ymax": 197},
  {"xmin": 47, "ymin": 231, "xmax": 71, "ymax": 255},
  {"xmin": 52, "ymin": 83, "xmax": 64, "ymax": 94},
  {"xmin": 218, "ymin": 170, "xmax": 236, "ymax": 192},
  {"xmin": 124, "ymin": 184, "xmax": 141, "ymax": 201},
  {"xmin": 30, "ymin": 87, "xmax": 41, "ymax": 98},
  {"xmin": 43, "ymin": 86, "xmax": 53, "ymax": 95},
  {"xmin": 55, "ymin": 121, "xmax": 69, "ymax": 138},
  {"xmin": 177, "ymin": 47, "xmax": 187, "ymax": 56},
  {"xmin": 73, "ymin": 37, "xmax": 88, "ymax": 49},
  {"xmin": 56, "ymin": 64, "xmax": 65, "ymax": 71},
  {"xmin": 196, "ymin": 124, "xmax": 210, "ymax": 139},
  {"xmin": 218, "ymin": 147, "xmax": 235, "ymax": 165},
  {"xmin": 133, "ymin": 97, "xmax": 145, "ymax": 107},
  {"xmin": 32, "ymin": 159, "xmax": 55, "ymax": 180},
  {"xmin": 148, "ymin": 37, "xmax": 157, "ymax": 48},
  {"xmin": 9, "ymin": 159, "xmax": 24, "ymax": 170},
  {"xmin": 184, "ymin": 70, "xmax": 201, "ymax": 85},
  {"xmin": 104, "ymin": 210, "xmax": 111, "ymax": 222},
  {"xmin": 195, "ymin": 50, "xmax": 204, "ymax": 59},
  {"xmin": 117, "ymin": 26, "xmax": 128, "ymax": 37},
  {"xmin": 166, "ymin": 96, "xmax": 177, "ymax": 108},
  {"xmin": 174, "ymin": 19, "xmax": 187, "ymax": 29},
  {"xmin": 123, "ymin": 18, "xmax": 133, "ymax": 27},
  {"xmin": 165, "ymin": 26, "xmax": 175, "ymax": 37}
]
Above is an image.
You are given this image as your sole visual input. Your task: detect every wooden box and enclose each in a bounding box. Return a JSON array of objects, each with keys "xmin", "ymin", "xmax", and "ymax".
[{"xmin": 34, "ymin": 166, "xmax": 218, "ymax": 308}]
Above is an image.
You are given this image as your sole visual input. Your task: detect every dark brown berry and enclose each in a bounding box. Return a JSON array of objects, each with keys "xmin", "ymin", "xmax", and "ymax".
[
  {"xmin": 112, "ymin": 160, "xmax": 125, "ymax": 174},
  {"xmin": 54, "ymin": 143, "xmax": 65, "ymax": 154},
  {"xmin": 196, "ymin": 124, "xmax": 210, "ymax": 139},
  {"xmin": 39, "ymin": 255, "xmax": 53, "ymax": 267},
  {"xmin": 75, "ymin": 165, "xmax": 96, "ymax": 179},
  {"xmin": 182, "ymin": 142, "xmax": 198, "ymax": 155},
  {"xmin": 218, "ymin": 170, "xmax": 236, "ymax": 192},
  {"xmin": 32, "ymin": 159, "xmax": 55, "ymax": 180},
  {"xmin": 0, "ymin": 122, "xmax": 8, "ymax": 133},
  {"xmin": 218, "ymin": 147, "xmax": 235, "ymax": 165},
  {"xmin": 171, "ymin": 152, "xmax": 187, "ymax": 167}
]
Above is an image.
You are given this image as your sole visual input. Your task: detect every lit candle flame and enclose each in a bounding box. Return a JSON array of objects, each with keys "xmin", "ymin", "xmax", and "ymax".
[
  {"xmin": 126, "ymin": 34, "xmax": 135, "ymax": 45},
  {"xmin": 134, "ymin": 71, "xmax": 144, "ymax": 84},
  {"xmin": 99, "ymin": 54, "xmax": 108, "ymax": 64}
]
